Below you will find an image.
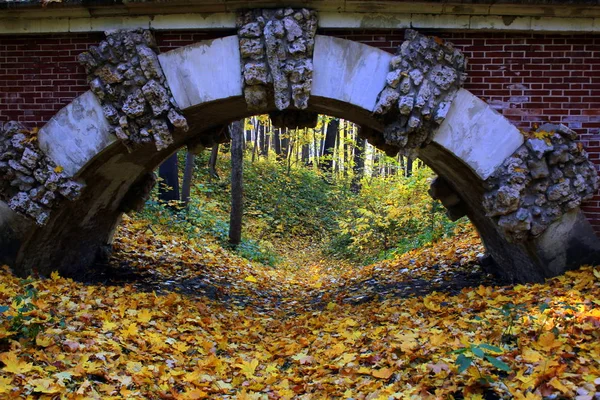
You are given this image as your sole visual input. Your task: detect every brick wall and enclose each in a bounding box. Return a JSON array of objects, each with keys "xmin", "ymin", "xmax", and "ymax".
[{"xmin": 1, "ymin": 28, "xmax": 599, "ymax": 230}]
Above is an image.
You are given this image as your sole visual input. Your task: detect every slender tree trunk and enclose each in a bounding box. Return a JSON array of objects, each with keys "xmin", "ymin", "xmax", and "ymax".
[
  {"xmin": 320, "ymin": 118, "xmax": 338, "ymax": 173},
  {"xmin": 229, "ymin": 120, "xmax": 243, "ymax": 246},
  {"xmin": 281, "ymin": 129, "xmax": 290, "ymax": 161},
  {"xmin": 208, "ymin": 145, "xmax": 220, "ymax": 181},
  {"xmin": 351, "ymin": 134, "xmax": 366, "ymax": 193},
  {"xmin": 273, "ymin": 128, "xmax": 282, "ymax": 159},
  {"xmin": 181, "ymin": 151, "xmax": 195, "ymax": 207},
  {"xmin": 158, "ymin": 153, "xmax": 180, "ymax": 206},
  {"xmin": 259, "ymin": 123, "xmax": 267, "ymax": 157},
  {"xmin": 406, "ymin": 157, "xmax": 414, "ymax": 177}
]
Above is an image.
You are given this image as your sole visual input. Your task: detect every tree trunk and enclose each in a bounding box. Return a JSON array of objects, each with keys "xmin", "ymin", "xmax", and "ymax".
[
  {"xmin": 259, "ymin": 122, "xmax": 267, "ymax": 157},
  {"xmin": 273, "ymin": 128, "xmax": 282, "ymax": 159},
  {"xmin": 281, "ymin": 129, "xmax": 290, "ymax": 162},
  {"xmin": 181, "ymin": 151, "xmax": 195, "ymax": 207},
  {"xmin": 406, "ymin": 157, "xmax": 414, "ymax": 177},
  {"xmin": 351, "ymin": 134, "xmax": 366, "ymax": 193},
  {"xmin": 158, "ymin": 152, "xmax": 180, "ymax": 206},
  {"xmin": 229, "ymin": 120, "xmax": 244, "ymax": 247},
  {"xmin": 320, "ymin": 118, "xmax": 338, "ymax": 173},
  {"xmin": 208, "ymin": 145, "xmax": 220, "ymax": 181}
]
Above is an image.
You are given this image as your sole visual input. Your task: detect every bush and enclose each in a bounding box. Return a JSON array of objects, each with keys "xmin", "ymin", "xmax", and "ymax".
[{"xmin": 328, "ymin": 168, "xmax": 468, "ymax": 264}]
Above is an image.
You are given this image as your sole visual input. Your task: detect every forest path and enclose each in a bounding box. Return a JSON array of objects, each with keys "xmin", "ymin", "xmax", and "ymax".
[{"xmin": 90, "ymin": 216, "xmax": 497, "ymax": 314}]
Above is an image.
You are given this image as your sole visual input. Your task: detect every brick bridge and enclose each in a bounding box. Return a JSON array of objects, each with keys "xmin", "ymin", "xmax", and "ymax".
[{"xmin": 1, "ymin": 1, "xmax": 599, "ymax": 283}]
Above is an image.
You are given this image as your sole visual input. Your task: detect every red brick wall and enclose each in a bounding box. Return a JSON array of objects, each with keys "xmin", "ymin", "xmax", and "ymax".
[{"xmin": 1, "ymin": 28, "xmax": 599, "ymax": 230}]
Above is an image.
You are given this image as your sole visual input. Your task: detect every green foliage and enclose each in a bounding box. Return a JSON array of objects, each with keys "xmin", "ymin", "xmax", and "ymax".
[
  {"xmin": 233, "ymin": 239, "xmax": 280, "ymax": 267},
  {"xmin": 452, "ymin": 343, "xmax": 511, "ymax": 383},
  {"xmin": 328, "ymin": 168, "xmax": 468, "ymax": 264},
  {"xmin": 1, "ymin": 280, "xmax": 47, "ymax": 341},
  {"xmin": 242, "ymin": 159, "xmax": 347, "ymax": 239}
]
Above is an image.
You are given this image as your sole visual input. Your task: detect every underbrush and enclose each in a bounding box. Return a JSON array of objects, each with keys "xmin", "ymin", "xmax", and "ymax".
[{"xmin": 136, "ymin": 149, "xmax": 471, "ymax": 268}]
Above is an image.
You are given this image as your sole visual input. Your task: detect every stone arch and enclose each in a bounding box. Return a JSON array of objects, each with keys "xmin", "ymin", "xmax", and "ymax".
[{"xmin": 0, "ymin": 30, "xmax": 598, "ymax": 284}]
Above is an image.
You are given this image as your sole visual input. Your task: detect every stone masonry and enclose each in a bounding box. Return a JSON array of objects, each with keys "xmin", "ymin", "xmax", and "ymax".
[
  {"xmin": 373, "ymin": 30, "xmax": 467, "ymax": 157},
  {"xmin": 237, "ymin": 8, "xmax": 318, "ymax": 117},
  {"xmin": 0, "ymin": 121, "xmax": 84, "ymax": 225},
  {"xmin": 78, "ymin": 29, "xmax": 188, "ymax": 152},
  {"xmin": 483, "ymin": 124, "xmax": 599, "ymax": 242}
]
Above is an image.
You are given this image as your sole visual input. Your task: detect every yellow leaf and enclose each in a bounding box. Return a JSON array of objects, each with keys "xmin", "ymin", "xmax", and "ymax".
[
  {"xmin": 102, "ymin": 319, "xmax": 117, "ymax": 332},
  {"xmin": 536, "ymin": 332, "xmax": 562, "ymax": 352},
  {"xmin": 236, "ymin": 359, "xmax": 259, "ymax": 379},
  {"xmin": 0, "ymin": 376, "xmax": 13, "ymax": 393},
  {"xmin": 244, "ymin": 275, "xmax": 258, "ymax": 283},
  {"xmin": 31, "ymin": 378, "xmax": 60, "ymax": 394},
  {"xmin": 0, "ymin": 352, "xmax": 33, "ymax": 374},
  {"xmin": 54, "ymin": 165, "xmax": 64, "ymax": 173},
  {"xmin": 548, "ymin": 377, "xmax": 571, "ymax": 394},
  {"xmin": 521, "ymin": 348, "xmax": 544, "ymax": 363},
  {"xmin": 137, "ymin": 309, "xmax": 152, "ymax": 323},
  {"xmin": 35, "ymin": 334, "xmax": 53, "ymax": 348},
  {"xmin": 372, "ymin": 367, "xmax": 394, "ymax": 379}
]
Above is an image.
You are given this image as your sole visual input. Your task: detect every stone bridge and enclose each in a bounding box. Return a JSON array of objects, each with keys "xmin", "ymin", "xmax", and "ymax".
[{"xmin": 0, "ymin": 8, "xmax": 599, "ymax": 283}]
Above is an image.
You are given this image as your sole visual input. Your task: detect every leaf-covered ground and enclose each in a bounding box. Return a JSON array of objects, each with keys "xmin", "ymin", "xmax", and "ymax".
[{"xmin": 0, "ymin": 217, "xmax": 599, "ymax": 399}]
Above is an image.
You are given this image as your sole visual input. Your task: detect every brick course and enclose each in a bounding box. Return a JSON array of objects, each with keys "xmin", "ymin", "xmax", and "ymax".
[{"xmin": 1, "ymin": 28, "xmax": 599, "ymax": 231}]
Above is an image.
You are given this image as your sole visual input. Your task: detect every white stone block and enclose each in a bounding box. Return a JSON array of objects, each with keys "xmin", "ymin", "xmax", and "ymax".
[
  {"xmin": 38, "ymin": 91, "xmax": 116, "ymax": 177},
  {"xmin": 151, "ymin": 13, "xmax": 235, "ymax": 30},
  {"xmin": 312, "ymin": 35, "xmax": 392, "ymax": 112},
  {"xmin": 158, "ymin": 36, "xmax": 243, "ymax": 110},
  {"xmin": 433, "ymin": 89, "xmax": 524, "ymax": 180}
]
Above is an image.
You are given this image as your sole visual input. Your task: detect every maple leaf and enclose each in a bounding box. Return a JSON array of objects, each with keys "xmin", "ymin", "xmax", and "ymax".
[
  {"xmin": 54, "ymin": 165, "xmax": 64, "ymax": 174},
  {"xmin": 0, "ymin": 352, "xmax": 33, "ymax": 374},
  {"xmin": 30, "ymin": 378, "xmax": 61, "ymax": 394},
  {"xmin": 536, "ymin": 332, "xmax": 562, "ymax": 352},
  {"xmin": 236, "ymin": 359, "xmax": 259, "ymax": 379},
  {"xmin": 244, "ymin": 275, "xmax": 258, "ymax": 283},
  {"xmin": 137, "ymin": 309, "xmax": 152, "ymax": 323}
]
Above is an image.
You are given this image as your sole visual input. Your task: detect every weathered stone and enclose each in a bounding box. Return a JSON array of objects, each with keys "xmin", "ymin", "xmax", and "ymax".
[
  {"xmin": 283, "ymin": 17, "xmax": 303, "ymax": 41},
  {"xmin": 243, "ymin": 62, "xmax": 269, "ymax": 85},
  {"xmin": 122, "ymin": 88, "xmax": 147, "ymax": 118},
  {"xmin": 95, "ymin": 65, "xmax": 123, "ymax": 84},
  {"xmin": 288, "ymin": 38, "xmax": 307, "ymax": 55},
  {"xmin": 89, "ymin": 78, "xmax": 105, "ymax": 99},
  {"xmin": 240, "ymin": 38, "xmax": 264, "ymax": 59},
  {"xmin": 409, "ymin": 69, "xmax": 423, "ymax": 85},
  {"xmin": 498, "ymin": 208, "xmax": 531, "ymax": 237},
  {"xmin": 372, "ymin": 88, "xmax": 398, "ymax": 115},
  {"xmin": 488, "ymin": 186, "xmax": 521, "ymax": 216},
  {"xmin": 431, "ymin": 65, "xmax": 458, "ymax": 90},
  {"xmin": 79, "ymin": 29, "xmax": 184, "ymax": 152},
  {"xmin": 527, "ymin": 158, "xmax": 549, "ymax": 179},
  {"xmin": 167, "ymin": 109, "xmax": 189, "ymax": 132},
  {"xmin": 525, "ymin": 138, "xmax": 553, "ymax": 159},
  {"xmin": 547, "ymin": 180, "xmax": 571, "ymax": 202},
  {"xmin": 238, "ymin": 8, "xmax": 317, "ymax": 113},
  {"xmin": 137, "ymin": 44, "xmax": 163, "ymax": 79},
  {"xmin": 398, "ymin": 95, "xmax": 414, "ymax": 115},
  {"xmin": 150, "ymin": 119, "xmax": 173, "ymax": 151},
  {"xmin": 141, "ymin": 80, "xmax": 170, "ymax": 116},
  {"xmin": 386, "ymin": 69, "xmax": 402, "ymax": 88},
  {"xmin": 548, "ymin": 144, "xmax": 571, "ymax": 165},
  {"xmin": 239, "ymin": 22, "xmax": 262, "ymax": 38},
  {"xmin": 244, "ymin": 85, "xmax": 268, "ymax": 110},
  {"xmin": 483, "ymin": 123, "xmax": 599, "ymax": 241},
  {"xmin": 20, "ymin": 148, "xmax": 39, "ymax": 170}
]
